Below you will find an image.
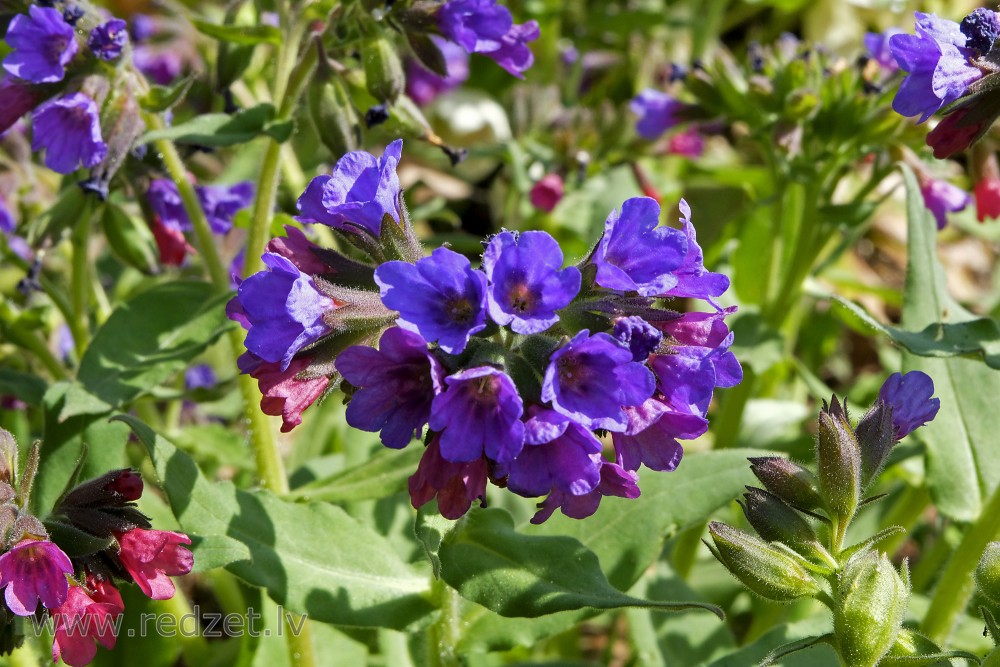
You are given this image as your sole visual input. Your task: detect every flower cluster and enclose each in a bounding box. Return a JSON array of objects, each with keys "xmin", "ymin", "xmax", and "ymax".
[
  {"xmin": 231, "ymin": 140, "xmax": 741, "ymax": 522},
  {"xmin": 889, "ymin": 9, "xmax": 1000, "ymax": 158},
  {"xmin": 0, "ymin": 429, "xmax": 192, "ymax": 666}
]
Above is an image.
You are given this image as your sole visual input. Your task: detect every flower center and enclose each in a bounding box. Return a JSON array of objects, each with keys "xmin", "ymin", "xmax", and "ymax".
[
  {"xmin": 447, "ymin": 296, "xmax": 474, "ymax": 324},
  {"xmin": 507, "ymin": 283, "xmax": 535, "ymax": 313}
]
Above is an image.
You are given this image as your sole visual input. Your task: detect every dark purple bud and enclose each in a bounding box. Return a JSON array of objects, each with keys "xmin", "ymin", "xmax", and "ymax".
[
  {"xmin": 741, "ymin": 487, "xmax": 831, "ymax": 566},
  {"xmin": 816, "ymin": 397, "xmax": 862, "ymax": 522},
  {"xmin": 88, "ymin": 18, "xmax": 129, "ymax": 62},
  {"xmin": 365, "ymin": 104, "xmax": 390, "ymax": 128},
  {"xmin": 613, "ymin": 316, "xmax": 662, "ymax": 361},
  {"xmin": 961, "ymin": 8, "xmax": 1000, "ymax": 55},
  {"xmin": 855, "ymin": 400, "xmax": 895, "ymax": 487},
  {"xmin": 749, "ymin": 456, "xmax": 824, "ymax": 512}
]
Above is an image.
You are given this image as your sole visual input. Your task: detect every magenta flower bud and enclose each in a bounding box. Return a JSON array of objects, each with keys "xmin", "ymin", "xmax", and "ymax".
[{"xmin": 529, "ymin": 173, "xmax": 564, "ymax": 212}]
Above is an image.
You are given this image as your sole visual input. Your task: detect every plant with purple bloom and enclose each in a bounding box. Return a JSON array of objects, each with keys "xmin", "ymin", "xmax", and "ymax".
[
  {"xmin": 920, "ymin": 176, "xmax": 972, "ymax": 229},
  {"xmin": 661, "ymin": 200, "xmax": 730, "ymax": 306},
  {"xmin": 337, "ymin": 327, "xmax": 444, "ymax": 449},
  {"xmin": 184, "ymin": 365, "xmax": 216, "ymax": 391},
  {"xmin": 376, "ymin": 246, "xmax": 487, "ymax": 354},
  {"xmin": 864, "ymin": 29, "xmax": 903, "ymax": 72},
  {"xmin": 890, "ymin": 12, "xmax": 983, "ymax": 123},
  {"xmin": 3, "ymin": 5, "xmax": 77, "ymax": 84},
  {"xmin": 482, "ymin": 230, "xmax": 580, "ymax": 334},
  {"xmin": 531, "ymin": 459, "xmax": 640, "ymax": 524},
  {"xmin": 406, "ymin": 38, "xmax": 470, "ymax": 105},
  {"xmin": 961, "ymin": 8, "xmax": 1000, "ymax": 56},
  {"xmin": 88, "ymin": 18, "xmax": 129, "ymax": 61},
  {"xmin": 198, "ymin": 182, "xmax": 254, "ymax": 234},
  {"xmin": 503, "ymin": 409, "xmax": 603, "ymax": 499},
  {"xmin": 0, "ymin": 193, "xmax": 15, "ymax": 235},
  {"xmin": 630, "ymin": 89, "xmax": 685, "ymax": 140},
  {"xmin": 612, "ymin": 316, "xmax": 662, "ymax": 362},
  {"xmin": 429, "ymin": 366, "xmax": 524, "ymax": 463},
  {"xmin": 230, "ymin": 252, "xmax": 337, "ymax": 371},
  {"xmin": 297, "ymin": 140, "xmax": 403, "ymax": 236},
  {"xmin": 592, "ymin": 196, "xmax": 688, "ymax": 296},
  {"xmin": 878, "ymin": 371, "xmax": 940, "ymax": 439},
  {"xmin": 542, "ymin": 330, "xmax": 655, "ymax": 432},
  {"xmin": 409, "ymin": 434, "xmax": 488, "ymax": 519},
  {"xmin": 147, "ymin": 179, "xmax": 187, "ymax": 230},
  {"xmin": 436, "ymin": 0, "xmax": 539, "ymax": 77},
  {"xmin": 0, "ymin": 539, "xmax": 73, "ymax": 616},
  {"xmin": 32, "ymin": 93, "xmax": 108, "ymax": 174}
]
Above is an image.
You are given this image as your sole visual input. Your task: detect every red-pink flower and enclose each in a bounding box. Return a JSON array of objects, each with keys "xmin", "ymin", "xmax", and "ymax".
[
  {"xmin": 926, "ymin": 106, "xmax": 991, "ymax": 159},
  {"xmin": 0, "ymin": 538, "xmax": 73, "ymax": 615},
  {"xmin": 151, "ymin": 217, "xmax": 193, "ymax": 266},
  {"xmin": 529, "ymin": 173, "xmax": 564, "ymax": 212},
  {"xmin": 50, "ymin": 584, "xmax": 124, "ymax": 667},
  {"xmin": 115, "ymin": 528, "xmax": 193, "ymax": 599},
  {"xmin": 409, "ymin": 435, "xmax": 488, "ymax": 519},
  {"xmin": 975, "ymin": 176, "xmax": 1000, "ymax": 221},
  {"xmin": 241, "ymin": 355, "xmax": 330, "ymax": 433},
  {"xmin": 667, "ymin": 129, "xmax": 704, "ymax": 158}
]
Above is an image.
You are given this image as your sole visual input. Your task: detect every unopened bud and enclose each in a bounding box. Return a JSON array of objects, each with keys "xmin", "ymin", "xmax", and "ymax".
[
  {"xmin": 0, "ymin": 429, "xmax": 16, "ymax": 485},
  {"xmin": 706, "ymin": 521, "xmax": 820, "ymax": 602},
  {"xmin": 977, "ymin": 542, "xmax": 1000, "ymax": 605},
  {"xmin": 855, "ymin": 399, "xmax": 895, "ymax": 487},
  {"xmin": 817, "ymin": 397, "xmax": 862, "ymax": 522},
  {"xmin": 309, "ymin": 66, "xmax": 361, "ymax": 158},
  {"xmin": 740, "ymin": 487, "xmax": 830, "ymax": 565},
  {"xmin": 363, "ymin": 32, "xmax": 404, "ymax": 103},
  {"xmin": 835, "ymin": 552, "xmax": 909, "ymax": 667},
  {"xmin": 103, "ymin": 469, "xmax": 143, "ymax": 501},
  {"xmin": 88, "ymin": 76, "xmax": 145, "ymax": 199},
  {"xmin": 748, "ymin": 456, "xmax": 824, "ymax": 511}
]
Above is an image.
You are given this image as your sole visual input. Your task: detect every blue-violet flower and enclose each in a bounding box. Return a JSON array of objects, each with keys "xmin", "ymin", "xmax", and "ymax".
[
  {"xmin": 878, "ymin": 371, "xmax": 940, "ymax": 439},
  {"xmin": 32, "ymin": 94, "xmax": 107, "ymax": 174},
  {"xmin": 3, "ymin": 5, "xmax": 77, "ymax": 83}
]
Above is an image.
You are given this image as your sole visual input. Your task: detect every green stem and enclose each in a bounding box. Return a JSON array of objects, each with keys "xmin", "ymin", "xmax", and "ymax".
[
  {"xmin": 921, "ymin": 480, "xmax": 1000, "ymax": 644},
  {"xmin": 69, "ymin": 199, "xmax": 96, "ymax": 358},
  {"xmin": 427, "ymin": 580, "xmax": 462, "ymax": 667},
  {"xmin": 0, "ymin": 302, "xmax": 68, "ymax": 380},
  {"xmin": 243, "ymin": 22, "xmax": 315, "ymax": 279},
  {"xmin": 159, "ymin": 585, "xmax": 212, "ymax": 665},
  {"xmin": 286, "ymin": 613, "xmax": 316, "ymax": 667}
]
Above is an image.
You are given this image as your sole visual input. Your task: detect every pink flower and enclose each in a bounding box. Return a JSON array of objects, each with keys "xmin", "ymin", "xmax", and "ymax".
[
  {"xmin": 976, "ymin": 176, "xmax": 1000, "ymax": 221},
  {"xmin": 115, "ymin": 528, "xmax": 193, "ymax": 599},
  {"xmin": 236, "ymin": 354, "xmax": 330, "ymax": 433},
  {"xmin": 926, "ymin": 106, "xmax": 991, "ymax": 159},
  {"xmin": 151, "ymin": 218, "xmax": 193, "ymax": 266},
  {"xmin": 50, "ymin": 584, "xmax": 124, "ymax": 667},
  {"xmin": 667, "ymin": 129, "xmax": 704, "ymax": 158},
  {"xmin": 0, "ymin": 539, "xmax": 73, "ymax": 615},
  {"xmin": 920, "ymin": 177, "xmax": 971, "ymax": 229},
  {"xmin": 529, "ymin": 173, "xmax": 564, "ymax": 213},
  {"xmin": 408, "ymin": 435, "xmax": 488, "ymax": 519}
]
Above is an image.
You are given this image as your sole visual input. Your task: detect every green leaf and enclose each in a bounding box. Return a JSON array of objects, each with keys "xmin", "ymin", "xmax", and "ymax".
[
  {"xmin": 64, "ymin": 282, "xmax": 233, "ymax": 419},
  {"xmin": 192, "ymin": 20, "xmax": 281, "ymax": 45},
  {"xmin": 415, "ymin": 505, "xmax": 450, "ymax": 580},
  {"xmin": 705, "ymin": 618, "xmax": 840, "ymax": 666},
  {"xmin": 898, "ymin": 164, "xmax": 1000, "ymax": 522},
  {"xmin": 116, "ymin": 415, "xmax": 435, "ymax": 630},
  {"xmin": 438, "ymin": 507, "xmax": 723, "ymax": 619},
  {"xmin": 44, "ymin": 520, "xmax": 114, "ymax": 557},
  {"xmin": 139, "ymin": 103, "xmax": 294, "ymax": 147},
  {"xmin": 285, "ymin": 446, "xmax": 422, "ymax": 503},
  {"xmin": 0, "ymin": 368, "xmax": 46, "ymax": 406},
  {"xmin": 139, "ymin": 75, "xmax": 194, "ymax": 113}
]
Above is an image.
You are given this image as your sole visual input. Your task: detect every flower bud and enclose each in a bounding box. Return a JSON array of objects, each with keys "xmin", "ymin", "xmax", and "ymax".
[
  {"xmin": 308, "ymin": 64, "xmax": 361, "ymax": 158},
  {"xmin": 855, "ymin": 400, "xmax": 894, "ymax": 487},
  {"xmin": 0, "ymin": 428, "xmax": 17, "ymax": 486},
  {"xmin": 740, "ymin": 487, "xmax": 830, "ymax": 565},
  {"xmin": 100, "ymin": 202, "xmax": 159, "ymax": 275},
  {"xmin": 86, "ymin": 74, "xmax": 145, "ymax": 199},
  {"xmin": 363, "ymin": 32, "xmax": 404, "ymax": 104},
  {"xmin": 748, "ymin": 456, "xmax": 824, "ymax": 511},
  {"xmin": 706, "ymin": 521, "xmax": 820, "ymax": 602},
  {"xmin": 816, "ymin": 397, "xmax": 862, "ymax": 522},
  {"xmin": 976, "ymin": 542, "xmax": 1000, "ymax": 606},
  {"xmin": 835, "ymin": 552, "xmax": 909, "ymax": 667}
]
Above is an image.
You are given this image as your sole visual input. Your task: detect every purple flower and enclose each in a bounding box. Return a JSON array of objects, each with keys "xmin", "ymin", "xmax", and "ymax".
[
  {"xmin": 429, "ymin": 366, "xmax": 525, "ymax": 463},
  {"xmin": 147, "ymin": 179, "xmax": 254, "ymax": 234},
  {"xmin": 129, "ymin": 14, "xmax": 156, "ymax": 42},
  {"xmin": 890, "ymin": 13, "xmax": 983, "ymax": 123},
  {"xmin": 864, "ymin": 29, "xmax": 903, "ymax": 72},
  {"xmin": 336, "ymin": 327, "xmax": 445, "ymax": 449},
  {"xmin": 660, "ymin": 199, "xmax": 730, "ymax": 306},
  {"xmin": 133, "ymin": 46, "xmax": 182, "ymax": 85},
  {"xmin": 32, "ymin": 94, "xmax": 108, "ymax": 174},
  {"xmin": 3, "ymin": 6, "xmax": 78, "ymax": 83},
  {"xmin": 612, "ymin": 316, "xmax": 662, "ymax": 362},
  {"xmin": 921, "ymin": 177, "xmax": 972, "ymax": 229},
  {"xmin": 184, "ymin": 364, "xmax": 216, "ymax": 390},
  {"xmin": 531, "ymin": 459, "xmax": 640, "ymax": 524},
  {"xmin": 147, "ymin": 179, "xmax": 188, "ymax": 230},
  {"xmin": 0, "ymin": 192, "xmax": 15, "ymax": 234},
  {"xmin": 198, "ymin": 182, "xmax": 254, "ymax": 234},
  {"xmin": 406, "ymin": 37, "xmax": 470, "ymax": 105},
  {"xmin": 612, "ymin": 397, "xmax": 703, "ymax": 472},
  {"xmin": 376, "ymin": 247, "xmax": 487, "ymax": 354},
  {"xmin": 482, "ymin": 230, "xmax": 580, "ymax": 334},
  {"xmin": 961, "ymin": 8, "xmax": 1000, "ymax": 55},
  {"xmin": 0, "ymin": 539, "xmax": 73, "ymax": 616},
  {"xmin": 296, "ymin": 140, "xmax": 403, "ymax": 236},
  {"xmin": 437, "ymin": 0, "xmax": 539, "ymax": 77},
  {"xmin": 0, "ymin": 75, "xmax": 42, "ymax": 136},
  {"xmin": 542, "ymin": 330, "xmax": 655, "ymax": 432},
  {"xmin": 879, "ymin": 371, "xmax": 940, "ymax": 439},
  {"xmin": 231, "ymin": 252, "xmax": 336, "ymax": 371},
  {"xmin": 504, "ymin": 409, "xmax": 603, "ymax": 498},
  {"xmin": 88, "ymin": 18, "xmax": 129, "ymax": 61},
  {"xmin": 592, "ymin": 196, "xmax": 688, "ymax": 296},
  {"xmin": 630, "ymin": 89, "xmax": 685, "ymax": 140}
]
